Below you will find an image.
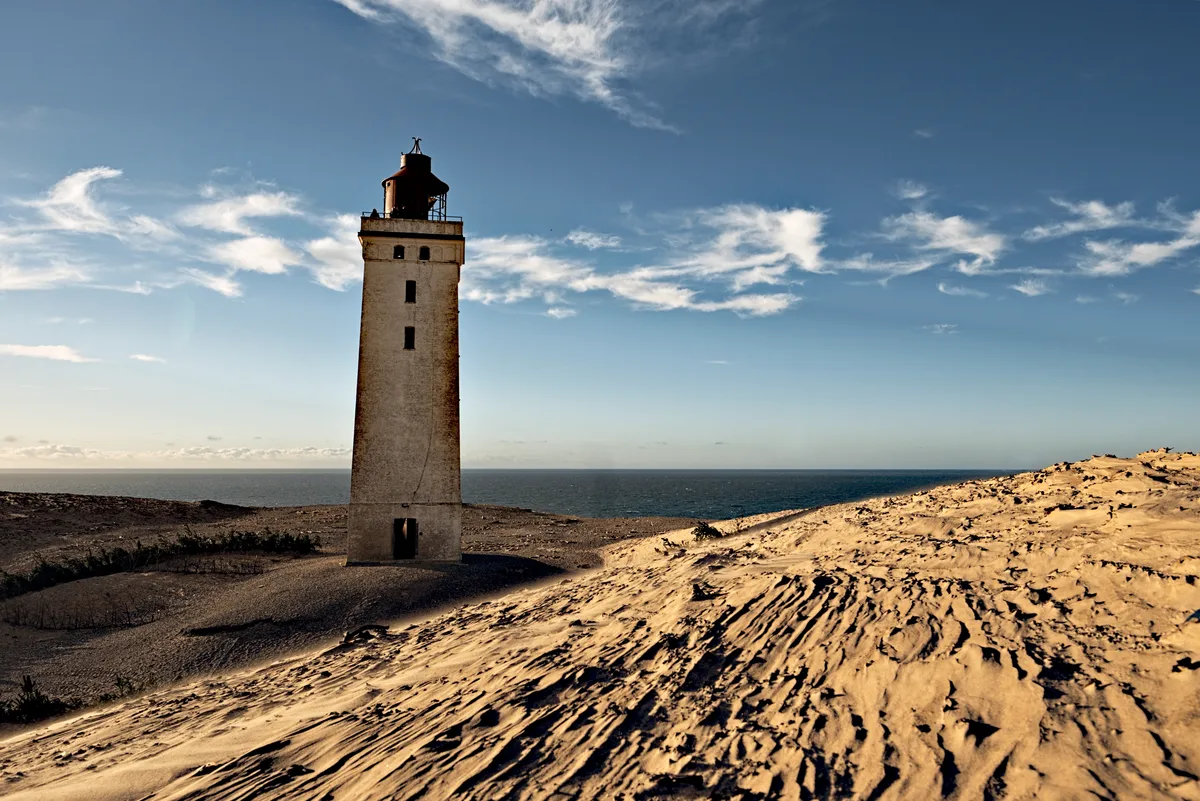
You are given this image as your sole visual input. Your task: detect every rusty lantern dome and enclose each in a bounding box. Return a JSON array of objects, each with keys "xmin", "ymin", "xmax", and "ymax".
[{"xmin": 382, "ymin": 138, "xmax": 450, "ymax": 221}]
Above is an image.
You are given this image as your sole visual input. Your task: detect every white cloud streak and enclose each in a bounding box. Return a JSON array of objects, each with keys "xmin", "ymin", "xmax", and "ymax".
[
  {"xmin": 179, "ymin": 191, "xmax": 301, "ymax": 235},
  {"xmin": 208, "ymin": 236, "xmax": 301, "ymax": 275},
  {"xmin": 182, "ymin": 268, "xmax": 243, "ymax": 298},
  {"xmin": 937, "ymin": 282, "xmax": 988, "ymax": 298},
  {"xmin": 459, "ymin": 204, "xmax": 824, "ymax": 315},
  {"xmin": 24, "ymin": 166, "xmax": 123, "ymax": 234},
  {"xmin": 330, "ymin": 0, "xmax": 754, "ymax": 129},
  {"xmin": 0, "ymin": 263, "xmax": 89, "ymax": 290},
  {"xmin": 0, "ymin": 344, "xmax": 98, "ymax": 362},
  {"xmin": 894, "ymin": 180, "xmax": 928, "ymax": 201},
  {"xmin": 566, "ymin": 229, "xmax": 621, "ymax": 249},
  {"xmin": 1078, "ymin": 235, "xmax": 1200, "ymax": 276},
  {"xmin": 883, "ymin": 211, "xmax": 1005, "ymax": 275},
  {"xmin": 129, "ymin": 354, "xmax": 166, "ymax": 363},
  {"xmin": 1010, "ymin": 278, "xmax": 1051, "ymax": 297},
  {"xmin": 1023, "ymin": 198, "xmax": 1136, "ymax": 241},
  {"xmin": 305, "ymin": 214, "xmax": 363, "ymax": 290},
  {"xmin": 9, "ymin": 165, "xmax": 1200, "ymax": 318},
  {"xmin": 0, "ymin": 443, "xmax": 352, "ymax": 465}
]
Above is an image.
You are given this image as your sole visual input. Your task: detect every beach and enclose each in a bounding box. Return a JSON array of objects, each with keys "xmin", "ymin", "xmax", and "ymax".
[{"xmin": 1, "ymin": 449, "xmax": 1198, "ymax": 799}]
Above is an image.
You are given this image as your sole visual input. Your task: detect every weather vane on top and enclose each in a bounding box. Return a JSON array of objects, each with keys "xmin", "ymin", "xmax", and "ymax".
[{"xmin": 409, "ymin": 137, "xmax": 423, "ymax": 155}]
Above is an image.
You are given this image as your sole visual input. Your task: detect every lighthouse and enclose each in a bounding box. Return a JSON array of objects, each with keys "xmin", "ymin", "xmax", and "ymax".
[{"xmin": 347, "ymin": 140, "xmax": 463, "ymax": 564}]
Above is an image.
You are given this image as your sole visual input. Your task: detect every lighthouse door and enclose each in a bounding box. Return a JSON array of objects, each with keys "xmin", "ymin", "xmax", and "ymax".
[{"xmin": 392, "ymin": 518, "xmax": 418, "ymax": 559}]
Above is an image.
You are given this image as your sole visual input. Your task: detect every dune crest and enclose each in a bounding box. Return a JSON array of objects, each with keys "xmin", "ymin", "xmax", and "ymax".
[{"xmin": 2, "ymin": 451, "xmax": 1199, "ymax": 800}]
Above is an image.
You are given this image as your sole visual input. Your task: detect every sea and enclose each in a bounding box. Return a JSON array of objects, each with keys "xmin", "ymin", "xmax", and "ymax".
[{"xmin": 0, "ymin": 469, "xmax": 1018, "ymax": 520}]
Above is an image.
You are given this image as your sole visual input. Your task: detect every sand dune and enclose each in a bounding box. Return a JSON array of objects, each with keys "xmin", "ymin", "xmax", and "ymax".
[
  {"xmin": 0, "ymin": 501, "xmax": 690, "ymax": 706},
  {"xmin": 2, "ymin": 450, "xmax": 1199, "ymax": 800}
]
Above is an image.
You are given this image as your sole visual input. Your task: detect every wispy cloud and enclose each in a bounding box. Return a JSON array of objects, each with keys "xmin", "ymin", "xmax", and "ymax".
[
  {"xmin": 1023, "ymin": 198, "xmax": 1136, "ymax": 241},
  {"xmin": 883, "ymin": 211, "xmax": 1005, "ymax": 275},
  {"xmin": 0, "ymin": 344, "xmax": 98, "ymax": 362},
  {"xmin": 1077, "ymin": 235, "xmax": 1199, "ymax": 276},
  {"xmin": 672, "ymin": 204, "xmax": 825, "ymax": 286},
  {"xmin": 0, "ymin": 442, "xmax": 352, "ymax": 465},
  {"xmin": 566, "ymin": 229, "xmax": 621, "ymax": 249},
  {"xmin": 208, "ymin": 236, "xmax": 301, "ymax": 275},
  {"xmin": 937, "ymin": 281, "xmax": 988, "ymax": 298},
  {"xmin": 1010, "ymin": 278, "xmax": 1051, "ymax": 296},
  {"xmin": 0, "ymin": 263, "xmax": 88, "ymax": 290},
  {"xmin": 182, "ymin": 268, "xmax": 242, "ymax": 298},
  {"xmin": 462, "ymin": 221, "xmax": 803, "ymax": 317},
  {"xmin": 17, "ymin": 167, "xmax": 177, "ymax": 246},
  {"xmin": 23, "ymin": 166, "xmax": 123, "ymax": 234},
  {"xmin": 1112, "ymin": 291, "xmax": 1138, "ymax": 304},
  {"xmin": 912, "ymin": 129, "xmax": 934, "ymax": 139},
  {"xmin": 837, "ymin": 254, "xmax": 936, "ymax": 278},
  {"xmin": 893, "ymin": 179, "xmax": 928, "ymax": 201},
  {"xmin": 305, "ymin": 214, "xmax": 363, "ymax": 290},
  {"xmin": 9, "ymin": 164, "xmax": 1200, "ymax": 318},
  {"xmin": 330, "ymin": 0, "xmax": 756, "ymax": 129},
  {"xmin": 129, "ymin": 353, "xmax": 166, "ymax": 363},
  {"xmin": 922, "ymin": 323, "xmax": 957, "ymax": 335},
  {"xmin": 178, "ymin": 191, "xmax": 300, "ymax": 235}
]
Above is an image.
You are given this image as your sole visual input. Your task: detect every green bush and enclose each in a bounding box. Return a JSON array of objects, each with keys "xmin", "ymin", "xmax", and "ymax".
[{"xmin": 692, "ymin": 521, "xmax": 723, "ymax": 541}]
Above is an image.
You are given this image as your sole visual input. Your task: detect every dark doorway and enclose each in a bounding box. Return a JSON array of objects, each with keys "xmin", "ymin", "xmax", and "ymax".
[{"xmin": 392, "ymin": 518, "xmax": 418, "ymax": 559}]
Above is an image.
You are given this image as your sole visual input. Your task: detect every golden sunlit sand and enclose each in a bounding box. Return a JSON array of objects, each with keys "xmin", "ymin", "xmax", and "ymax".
[{"xmin": 2, "ymin": 450, "xmax": 1199, "ymax": 800}]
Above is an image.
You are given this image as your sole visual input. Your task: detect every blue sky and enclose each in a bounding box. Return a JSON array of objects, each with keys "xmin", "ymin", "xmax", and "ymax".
[{"xmin": 1, "ymin": 0, "xmax": 1198, "ymax": 469}]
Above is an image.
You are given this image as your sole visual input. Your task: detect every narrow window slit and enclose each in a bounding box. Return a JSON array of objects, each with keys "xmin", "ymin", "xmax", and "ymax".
[
  {"xmin": 405, "ymin": 280, "xmax": 416, "ymax": 303},
  {"xmin": 404, "ymin": 327, "xmax": 415, "ymax": 350}
]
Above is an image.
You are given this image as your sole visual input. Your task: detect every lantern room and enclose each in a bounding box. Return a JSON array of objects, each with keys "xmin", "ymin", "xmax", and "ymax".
[{"xmin": 381, "ymin": 138, "xmax": 450, "ymax": 221}]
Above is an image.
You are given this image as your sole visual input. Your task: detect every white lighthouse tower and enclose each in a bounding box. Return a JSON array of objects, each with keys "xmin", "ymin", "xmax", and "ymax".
[{"xmin": 348, "ymin": 140, "xmax": 463, "ymax": 564}]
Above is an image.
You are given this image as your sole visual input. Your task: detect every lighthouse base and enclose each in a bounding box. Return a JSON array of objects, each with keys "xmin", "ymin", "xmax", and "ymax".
[{"xmin": 346, "ymin": 502, "xmax": 462, "ymax": 565}]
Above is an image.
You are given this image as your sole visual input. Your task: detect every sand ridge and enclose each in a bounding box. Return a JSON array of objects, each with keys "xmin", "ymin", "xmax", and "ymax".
[{"xmin": 1, "ymin": 450, "xmax": 1198, "ymax": 799}]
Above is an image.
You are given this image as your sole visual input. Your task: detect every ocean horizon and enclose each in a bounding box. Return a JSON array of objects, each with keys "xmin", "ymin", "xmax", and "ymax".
[{"xmin": 0, "ymin": 468, "xmax": 1020, "ymax": 520}]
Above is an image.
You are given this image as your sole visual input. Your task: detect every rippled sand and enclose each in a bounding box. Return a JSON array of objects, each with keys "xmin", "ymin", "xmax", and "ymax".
[{"xmin": 3, "ymin": 449, "xmax": 1198, "ymax": 800}]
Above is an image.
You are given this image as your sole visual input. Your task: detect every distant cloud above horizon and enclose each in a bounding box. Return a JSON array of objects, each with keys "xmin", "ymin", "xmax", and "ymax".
[{"xmin": 0, "ymin": 441, "xmax": 352, "ymax": 467}]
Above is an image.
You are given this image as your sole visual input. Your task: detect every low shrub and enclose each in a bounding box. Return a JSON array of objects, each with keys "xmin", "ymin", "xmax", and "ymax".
[
  {"xmin": 0, "ymin": 676, "xmax": 72, "ymax": 725},
  {"xmin": 0, "ymin": 528, "xmax": 320, "ymax": 600},
  {"xmin": 692, "ymin": 521, "xmax": 723, "ymax": 541}
]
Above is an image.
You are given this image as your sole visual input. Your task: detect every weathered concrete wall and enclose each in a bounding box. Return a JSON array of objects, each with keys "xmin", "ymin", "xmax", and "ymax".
[
  {"xmin": 348, "ymin": 217, "xmax": 463, "ymax": 564},
  {"xmin": 347, "ymin": 503, "xmax": 461, "ymax": 562}
]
